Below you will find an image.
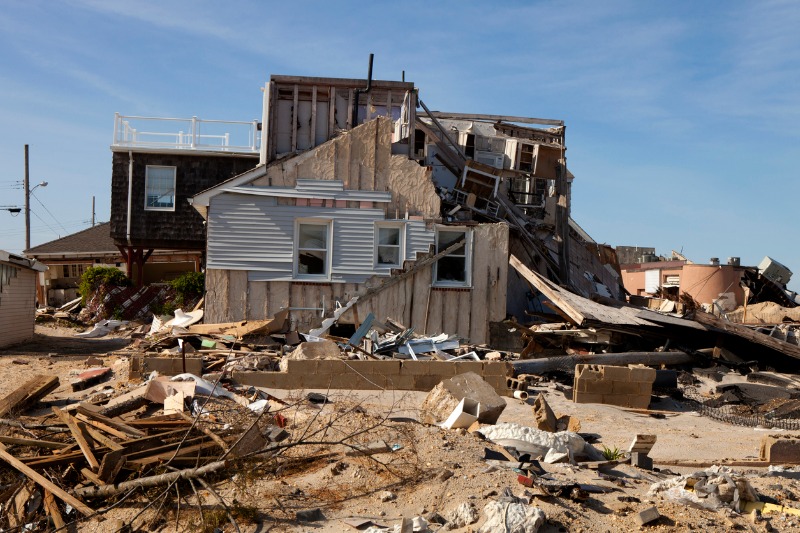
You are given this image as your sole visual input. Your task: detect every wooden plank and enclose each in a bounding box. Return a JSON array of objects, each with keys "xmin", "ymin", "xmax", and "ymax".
[
  {"xmin": 43, "ymin": 490, "xmax": 65, "ymax": 529},
  {"xmin": 426, "ymin": 111, "xmax": 564, "ymax": 127},
  {"xmin": 508, "ymin": 255, "xmax": 657, "ymax": 327},
  {"xmin": 310, "ymin": 85, "xmax": 317, "ymax": 148},
  {"xmin": 693, "ymin": 311, "xmax": 800, "ymax": 360},
  {"xmin": 75, "ymin": 405, "xmax": 146, "ymax": 438},
  {"xmin": 81, "ymin": 424, "xmax": 125, "ymax": 451},
  {"xmin": 0, "ymin": 435, "xmax": 67, "ymax": 450},
  {"xmin": 441, "ymin": 290, "xmax": 459, "ymax": 335},
  {"xmin": 81, "ymin": 467, "xmax": 103, "ymax": 486},
  {"xmin": 328, "ymin": 86, "xmax": 336, "ymax": 137},
  {"xmin": 98, "ymin": 449, "xmax": 124, "ymax": 483},
  {"xmin": 0, "ymin": 443, "xmax": 94, "ymax": 516},
  {"xmin": 51, "ymin": 408, "xmax": 100, "ymax": 470},
  {"xmin": 0, "ymin": 375, "xmax": 59, "ymax": 417}
]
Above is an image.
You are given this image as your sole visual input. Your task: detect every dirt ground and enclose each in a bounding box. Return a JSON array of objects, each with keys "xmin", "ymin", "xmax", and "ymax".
[{"xmin": 2, "ymin": 325, "xmax": 800, "ymax": 532}]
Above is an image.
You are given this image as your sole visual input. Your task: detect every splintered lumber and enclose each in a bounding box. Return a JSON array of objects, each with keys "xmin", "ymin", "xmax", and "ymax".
[
  {"xmin": 51, "ymin": 408, "xmax": 100, "ymax": 470},
  {"xmin": 693, "ymin": 311, "xmax": 800, "ymax": 361},
  {"xmin": 0, "ymin": 436, "xmax": 67, "ymax": 450},
  {"xmin": 187, "ymin": 309, "xmax": 288, "ymax": 337},
  {"xmin": 97, "ymin": 384, "xmax": 149, "ymax": 418},
  {"xmin": 43, "ymin": 490, "xmax": 65, "ymax": 529},
  {"xmin": 0, "ymin": 443, "xmax": 93, "ymax": 516},
  {"xmin": 75, "ymin": 405, "xmax": 146, "ymax": 438},
  {"xmin": 0, "ymin": 375, "xmax": 59, "ymax": 417},
  {"xmin": 512, "ymin": 351, "xmax": 695, "ymax": 375},
  {"xmin": 508, "ymin": 255, "xmax": 657, "ymax": 327},
  {"xmin": 74, "ymin": 459, "xmax": 229, "ymax": 498}
]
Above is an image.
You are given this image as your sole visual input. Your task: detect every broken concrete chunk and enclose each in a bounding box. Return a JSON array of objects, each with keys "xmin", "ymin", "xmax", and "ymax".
[
  {"xmin": 420, "ymin": 372, "xmax": 506, "ymax": 425},
  {"xmin": 279, "ymin": 339, "xmax": 342, "ymax": 371},
  {"xmin": 533, "ymin": 393, "xmax": 557, "ymax": 433},
  {"xmin": 445, "ymin": 502, "xmax": 478, "ymax": 529},
  {"xmin": 479, "ymin": 500, "xmax": 546, "ymax": 533},
  {"xmin": 635, "ymin": 506, "xmax": 660, "ymax": 526},
  {"xmin": 761, "ymin": 435, "xmax": 800, "ymax": 463},
  {"xmin": 628, "ymin": 434, "xmax": 657, "ymax": 454},
  {"xmin": 296, "ymin": 508, "xmax": 326, "ymax": 522}
]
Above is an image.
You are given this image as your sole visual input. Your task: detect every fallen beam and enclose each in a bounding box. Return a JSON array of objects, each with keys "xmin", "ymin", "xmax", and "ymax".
[
  {"xmin": 0, "ymin": 375, "xmax": 59, "ymax": 417},
  {"xmin": 512, "ymin": 351, "xmax": 696, "ymax": 375},
  {"xmin": 74, "ymin": 459, "xmax": 229, "ymax": 498}
]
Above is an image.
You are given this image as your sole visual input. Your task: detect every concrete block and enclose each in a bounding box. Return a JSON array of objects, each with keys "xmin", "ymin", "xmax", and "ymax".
[
  {"xmin": 600, "ymin": 365, "xmax": 631, "ymax": 382},
  {"xmin": 483, "ymin": 362, "xmax": 512, "ymax": 376},
  {"xmin": 385, "ymin": 374, "xmax": 415, "ymax": 390},
  {"xmin": 575, "ymin": 364, "xmax": 603, "ymax": 381},
  {"xmin": 349, "ymin": 360, "xmax": 401, "ymax": 375},
  {"xmin": 761, "ymin": 435, "xmax": 800, "ymax": 463},
  {"xmin": 635, "ymin": 506, "xmax": 660, "ymax": 526},
  {"xmin": 611, "ymin": 380, "xmax": 642, "ymax": 395},
  {"xmin": 452, "ymin": 361, "xmax": 484, "ymax": 375},
  {"xmin": 286, "ymin": 359, "xmax": 318, "ymax": 374},
  {"xmin": 130, "ymin": 356, "xmax": 203, "ymax": 377},
  {"xmin": 419, "ymin": 372, "xmax": 507, "ymax": 425},
  {"xmin": 573, "ymin": 392, "xmax": 605, "ymax": 404},
  {"xmin": 581, "ymin": 379, "xmax": 614, "ymax": 395},
  {"xmin": 631, "ymin": 452, "xmax": 653, "ymax": 470},
  {"xmin": 316, "ymin": 359, "xmax": 347, "ymax": 374},
  {"xmin": 414, "ymin": 375, "xmax": 445, "ymax": 391},
  {"xmin": 424, "ymin": 361, "xmax": 458, "ymax": 377},
  {"xmin": 625, "ymin": 394, "xmax": 651, "ymax": 410},
  {"xmin": 629, "ymin": 365, "xmax": 657, "ymax": 383}
]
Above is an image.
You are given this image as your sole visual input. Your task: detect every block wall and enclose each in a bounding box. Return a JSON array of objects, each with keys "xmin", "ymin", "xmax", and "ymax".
[{"xmin": 573, "ymin": 364, "xmax": 656, "ymax": 409}]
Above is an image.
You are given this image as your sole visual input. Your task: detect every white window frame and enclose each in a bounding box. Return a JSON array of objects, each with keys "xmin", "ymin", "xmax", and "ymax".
[
  {"xmin": 293, "ymin": 218, "xmax": 332, "ymax": 280},
  {"xmin": 432, "ymin": 226, "xmax": 473, "ymax": 288},
  {"xmin": 144, "ymin": 165, "xmax": 177, "ymax": 211},
  {"xmin": 374, "ymin": 221, "xmax": 405, "ymax": 269}
]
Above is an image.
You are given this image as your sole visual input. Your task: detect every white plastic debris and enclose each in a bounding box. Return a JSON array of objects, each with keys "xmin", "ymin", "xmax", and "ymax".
[
  {"xmin": 478, "ymin": 423, "xmax": 603, "ymax": 463},
  {"xmin": 479, "ymin": 501, "xmax": 546, "ymax": 533},
  {"xmin": 171, "ymin": 374, "xmax": 234, "ymax": 400}
]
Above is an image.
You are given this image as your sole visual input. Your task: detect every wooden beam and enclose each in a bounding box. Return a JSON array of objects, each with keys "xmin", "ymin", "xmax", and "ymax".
[
  {"xmin": 328, "ymin": 86, "xmax": 336, "ymax": 137},
  {"xmin": 693, "ymin": 311, "xmax": 800, "ymax": 361},
  {"xmin": 310, "ymin": 85, "xmax": 317, "ymax": 148},
  {"xmin": 291, "ymin": 84, "xmax": 298, "ymax": 152},
  {"xmin": 0, "ymin": 375, "xmax": 59, "ymax": 418},
  {"xmin": 51, "ymin": 408, "xmax": 100, "ymax": 470},
  {"xmin": 43, "ymin": 490, "xmax": 65, "ymax": 529},
  {"xmin": 0, "ymin": 443, "xmax": 94, "ymax": 516},
  {"xmin": 425, "ymin": 111, "xmax": 564, "ymax": 127},
  {"xmin": 75, "ymin": 405, "xmax": 146, "ymax": 438},
  {"xmin": 0, "ymin": 435, "xmax": 67, "ymax": 450}
]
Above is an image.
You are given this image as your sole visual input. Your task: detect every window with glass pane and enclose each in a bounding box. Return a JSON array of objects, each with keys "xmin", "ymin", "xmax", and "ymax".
[
  {"xmin": 145, "ymin": 166, "xmax": 176, "ymax": 210},
  {"xmin": 434, "ymin": 229, "xmax": 470, "ymax": 285},
  {"xmin": 297, "ymin": 222, "xmax": 329, "ymax": 277},
  {"xmin": 376, "ymin": 226, "xmax": 401, "ymax": 266}
]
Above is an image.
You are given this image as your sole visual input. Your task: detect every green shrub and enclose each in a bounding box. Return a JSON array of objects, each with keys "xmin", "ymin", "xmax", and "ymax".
[
  {"xmin": 168, "ymin": 271, "xmax": 205, "ymax": 301},
  {"xmin": 79, "ymin": 266, "xmax": 131, "ymax": 303}
]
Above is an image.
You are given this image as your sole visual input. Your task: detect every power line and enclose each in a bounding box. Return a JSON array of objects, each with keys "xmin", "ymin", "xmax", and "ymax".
[{"xmin": 30, "ymin": 192, "xmax": 68, "ymax": 234}]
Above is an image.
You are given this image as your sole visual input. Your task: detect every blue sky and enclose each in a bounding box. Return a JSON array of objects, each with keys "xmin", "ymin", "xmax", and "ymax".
[{"xmin": 1, "ymin": 1, "xmax": 798, "ymax": 287}]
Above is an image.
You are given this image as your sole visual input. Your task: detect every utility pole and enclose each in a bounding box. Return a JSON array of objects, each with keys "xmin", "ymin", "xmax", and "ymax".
[
  {"xmin": 92, "ymin": 196, "xmax": 96, "ymax": 226},
  {"xmin": 24, "ymin": 144, "xmax": 30, "ymax": 250}
]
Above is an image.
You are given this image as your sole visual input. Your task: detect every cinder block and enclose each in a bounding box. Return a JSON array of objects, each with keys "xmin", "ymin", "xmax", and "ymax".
[
  {"xmin": 316, "ymin": 359, "xmax": 347, "ymax": 374},
  {"xmin": 286, "ymin": 359, "xmax": 318, "ymax": 374},
  {"xmin": 631, "ymin": 452, "xmax": 653, "ymax": 470},
  {"xmin": 628, "ymin": 365, "xmax": 657, "ymax": 383},
  {"xmin": 581, "ymin": 379, "xmax": 614, "ymax": 395},
  {"xmin": 414, "ymin": 375, "xmax": 445, "ymax": 391},
  {"xmin": 385, "ymin": 374, "xmax": 415, "ymax": 390},
  {"xmin": 349, "ymin": 360, "xmax": 402, "ymax": 375},
  {"xmin": 130, "ymin": 356, "xmax": 203, "ymax": 377},
  {"xmin": 600, "ymin": 365, "xmax": 632, "ymax": 382},
  {"xmin": 639, "ymin": 382, "xmax": 655, "ymax": 395},
  {"xmin": 453, "ymin": 361, "xmax": 484, "ymax": 375},
  {"xmin": 611, "ymin": 380, "xmax": 642, "ymax": 395},
  {"xmin": 402, "ymin": 361, "xmax": 436, "ymax": 375},
  {"xmin": 761, "ymin": 435, "xmax": 800, "ymax": 463},
  {"xmin": 425, "ymin": 361, "xmax": 458, "ymax": 377},
  {"xmin": 575, "ymin": 364, "xmax": 602, "ymax": 381},
  {"xmin": 625, "ymin": 394, "xmax": 651, "ymax": 410},
  {"xmin": 573, "ymin": 392, "xmax": 605, "ymax": 404},
  {"xmin": 483, "ymin": 362, "xmax": 512, "ymax": 376}
]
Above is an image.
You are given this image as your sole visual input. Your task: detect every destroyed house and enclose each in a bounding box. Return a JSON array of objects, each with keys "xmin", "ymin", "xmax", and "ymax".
[
  {"xmin": 189, "ymin": 72, "xmax": 625, "ymax": 342},
  {"xmin": 109, "ymin": 113, "xmax": 261, "ymax": 285}
]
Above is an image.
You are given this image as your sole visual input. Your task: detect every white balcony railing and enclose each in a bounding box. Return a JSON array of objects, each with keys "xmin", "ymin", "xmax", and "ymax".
[{"xmin": 113, "ymin": 113, "xmax": 260, "ymax": 153}]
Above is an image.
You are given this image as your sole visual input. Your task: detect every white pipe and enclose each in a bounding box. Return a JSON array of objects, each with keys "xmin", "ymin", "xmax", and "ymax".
[
  {"xmin": 126, "ymin": 151, "xmax": 133, "ymax": 244},
  {"xmin": 513, "ymin": 390, "xmax": 529, "ymax": 401}
]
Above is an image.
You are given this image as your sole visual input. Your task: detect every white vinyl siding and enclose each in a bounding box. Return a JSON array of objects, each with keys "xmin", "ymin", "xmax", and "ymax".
[
  {"xmin": 0, "ymin": 264, "xmax": 36, "ymax": 348},
  {"xmin": 207, "ymin": 193, "xmax": 434, "ymax": 284}
]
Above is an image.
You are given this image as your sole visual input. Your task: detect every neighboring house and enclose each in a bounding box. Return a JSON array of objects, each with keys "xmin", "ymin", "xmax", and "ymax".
[
  {"xmin": 24, "ymin": 223, "xmax": 201, "ymax": 306},
  {"xmin": 109, "ymin": 114, "xmax": 261, "ymax": 284},
  {"xmin": 0, "ymin": 250, "xmax": 47, "ymax": 348}
]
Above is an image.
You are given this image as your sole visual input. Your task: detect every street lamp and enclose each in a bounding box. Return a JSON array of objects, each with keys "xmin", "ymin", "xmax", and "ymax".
[{"xmin": 23, "ymin": 145, "xmax": 48, "ymax": 250}]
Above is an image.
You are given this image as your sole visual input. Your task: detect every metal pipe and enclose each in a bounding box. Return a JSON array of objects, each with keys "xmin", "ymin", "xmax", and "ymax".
[
  {"xmin": 351, "ymin": 53, "xmax": 375, "ymax": 129},
  {"xmin": 126, "ymin": 151, "xmax": 133, "ymax": 244}
]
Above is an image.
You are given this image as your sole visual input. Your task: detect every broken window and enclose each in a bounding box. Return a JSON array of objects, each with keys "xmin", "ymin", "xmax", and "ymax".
[
  {"xmin": 464, "ymin": 133, "xmax": 476, "ymax": 158},
  {"xmin": 144, "ymin": 166, "xmax": 176, "ymax": 211},
  {"xmin": 375, "ymin": 223, "xmax": 404, "ymax": 268},
  {"xmin": 433, "ymin": 227, "xmax": 472, "ymax": 287},
  {"xmin": 295, "ymin": 220, "xmax": 331, "ymax": 279}
]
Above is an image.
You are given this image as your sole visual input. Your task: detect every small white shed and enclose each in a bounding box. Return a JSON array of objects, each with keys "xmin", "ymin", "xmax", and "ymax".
[{"xmin": 0, "ymin": 250, "xmax": 47, "ymax": 349}]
